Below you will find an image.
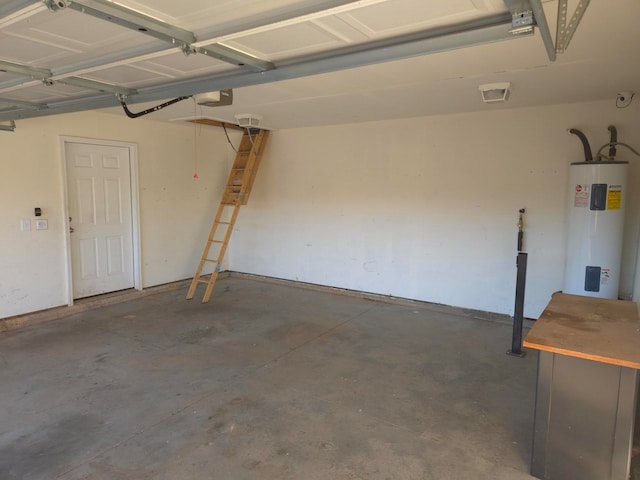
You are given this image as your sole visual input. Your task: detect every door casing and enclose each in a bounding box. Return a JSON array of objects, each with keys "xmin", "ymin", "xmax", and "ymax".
[{"xmin": 60, "ymin": 136, "xmax": 142, "ymax": 306}]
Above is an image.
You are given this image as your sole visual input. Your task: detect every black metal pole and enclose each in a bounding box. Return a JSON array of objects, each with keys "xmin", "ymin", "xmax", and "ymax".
[
  {"xmin": 508, "ymin": 208, "xmax": 527, "ymax": 357},
  {"xmin": 517, "ymin": 208, "xmax": 524, "ymax": 252},
  {"xmin": 507, "ymin": 252, "xmax": 528, "ymax": 357}
]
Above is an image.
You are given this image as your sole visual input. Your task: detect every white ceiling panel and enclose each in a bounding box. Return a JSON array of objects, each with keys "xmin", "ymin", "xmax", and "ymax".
[
  {"xmin": 4, "ymin": 82, "xmax": 89, "ymax": 102},
  {"xmin": 224, "ymin": 22, "xmax": 347, "ymax": 59},
  {"xmin": 340, "ymin": 0, "xmax": 507, "ymax": 37},
  {"xmin": 139, "ymin": 51, "xmax": 232, "ymax": 77},
  {"xmin": 99, "ymin": 0, "xmax": 221, "ymax": 26},
  {"xmin": 0, "ymin": 6, "xmax": 162, "ymax": 73},
  {"xmin": 310, "ymin": 16, "xmax": 371, "ymax": 43},
  {"xmin": 5, "ymin": 8, "xmax": 132, "ymax": 48},
  {"xmin": 0, "ymin": 34, "xmax": 71, "ymax": 64},
  {"xmin": 84, "ymin": 65, "xmax": 171, "ymax": 86},
  {"xmin": 109, "ymin": 0, "xmax": 247, "ymax": 27},
  {"xmin": 114, "ymin": 0, "xmax": 352, "ymax": 32}
]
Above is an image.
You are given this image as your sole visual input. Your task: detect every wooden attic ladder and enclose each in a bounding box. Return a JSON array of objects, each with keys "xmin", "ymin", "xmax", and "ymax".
[{"xmin": 187, "ymin": 129, "xmax": 269, "ymax": 302}]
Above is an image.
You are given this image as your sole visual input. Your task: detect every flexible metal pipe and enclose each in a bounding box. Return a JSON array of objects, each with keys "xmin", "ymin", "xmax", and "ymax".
[
  {"xmin": 569, "ymin": 128, "xmax": 593, "ymax": 162},
  {"xmin": 608, "ymin": 125, "xmax": 618, "ymax": 160}
]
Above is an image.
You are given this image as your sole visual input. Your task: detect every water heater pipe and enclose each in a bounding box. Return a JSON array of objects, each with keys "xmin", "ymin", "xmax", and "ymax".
[
  {"xmin": 569, "ymin": 128, "xmax": 593, "ymax": 162},
  {"xmin": 608, "ymin": 125, "xmax": 618, "ymax": 160}
]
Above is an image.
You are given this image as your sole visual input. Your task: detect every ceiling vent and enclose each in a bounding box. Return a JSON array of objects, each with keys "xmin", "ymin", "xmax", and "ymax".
[
  {"xmin": 194, "ymin": 89, "xmax": 233, "ymax": 107},
  {"xmin": 478, "ymin": 82, "xmax": 511, "ymax": 103},
  {"xmin": 234, "ymin": 113, "xmax": 262, "ymax": 128}
]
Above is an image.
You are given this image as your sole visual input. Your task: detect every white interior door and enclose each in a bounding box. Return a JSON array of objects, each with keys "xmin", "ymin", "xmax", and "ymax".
[{"xmin": 65, "ymin": 142, "xmax": 134, "ymax": 299}]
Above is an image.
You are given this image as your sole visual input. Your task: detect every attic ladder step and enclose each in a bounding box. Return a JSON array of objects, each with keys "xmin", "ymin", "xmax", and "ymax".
[{"xmin": 186, "ymin": 129, "xmax": 270, "ymax": 303}]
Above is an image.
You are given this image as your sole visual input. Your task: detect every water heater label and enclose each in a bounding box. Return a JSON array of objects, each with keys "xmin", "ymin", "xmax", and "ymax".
[
  {"xmin": 574, "ymin": 184, "xmax": 589, "ymax": 207},
  {"xmin": 607, "ymin": 185, "xmax": 622, "ymax": 210},
  {"xmin": 601, "ymin": 268, "xmax": 611, "ymax": 285}
]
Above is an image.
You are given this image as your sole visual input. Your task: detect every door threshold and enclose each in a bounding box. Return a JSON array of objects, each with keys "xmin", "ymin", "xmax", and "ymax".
[{"xmin": 74, "ymin": 288, "xmax": 137, "ymax": 306}]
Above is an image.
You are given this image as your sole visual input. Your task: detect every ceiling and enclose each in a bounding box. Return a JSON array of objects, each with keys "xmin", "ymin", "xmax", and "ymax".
[{"xmin": 0, "ymin": 0, "xmax": 638, "ymax": 130}]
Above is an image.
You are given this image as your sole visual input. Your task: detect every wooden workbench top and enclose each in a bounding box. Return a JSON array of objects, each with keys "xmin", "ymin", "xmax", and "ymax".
[{"xmin": 524, "ymin": 293, "xmax": 640, "ymax": 369}]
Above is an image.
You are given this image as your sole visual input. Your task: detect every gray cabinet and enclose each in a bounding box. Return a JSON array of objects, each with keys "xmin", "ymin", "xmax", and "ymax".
[{"xmin": 524, "ymin": 293, "xmax": 640, "ymax": 480}]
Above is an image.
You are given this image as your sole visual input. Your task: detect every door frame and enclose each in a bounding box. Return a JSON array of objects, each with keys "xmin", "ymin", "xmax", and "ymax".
[{"xmin": 60, "ymin": 136, "xmax": 142, "ymax": 306}]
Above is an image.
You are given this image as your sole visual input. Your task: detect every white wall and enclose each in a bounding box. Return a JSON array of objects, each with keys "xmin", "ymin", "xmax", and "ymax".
[
  {"xmin": 230, "ymin": 100, "xmax": 640, "ymax": 318},
  {"xmin": 2, "ymin": 100, "xmax": 639, "ymax": 320},
  {"xmin": 0, "ymin": 111, "xmax": 234, "ymax": 319}
]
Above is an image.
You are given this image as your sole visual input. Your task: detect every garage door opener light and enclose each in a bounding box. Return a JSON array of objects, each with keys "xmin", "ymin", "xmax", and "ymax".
[{"xmin": 235, "ymin": 113, "xmax": 262, "ymax": 128}]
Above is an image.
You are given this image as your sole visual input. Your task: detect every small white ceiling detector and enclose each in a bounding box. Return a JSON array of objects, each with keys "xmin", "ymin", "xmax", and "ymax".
[{"xmin": 478, "ymin": 82, "xmax": 511, "ymax": 103}]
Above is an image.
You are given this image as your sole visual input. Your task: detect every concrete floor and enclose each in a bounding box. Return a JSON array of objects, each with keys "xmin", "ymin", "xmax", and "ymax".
[{"xmin": 0, "ymin": 276, "xmax": 538, "ymax": 480}]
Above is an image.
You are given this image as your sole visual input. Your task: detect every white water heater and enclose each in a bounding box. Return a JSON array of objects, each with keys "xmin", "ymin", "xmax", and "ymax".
[{"xmin": 563, "ymin": 161, "xmax": 628, "ymax": 299}]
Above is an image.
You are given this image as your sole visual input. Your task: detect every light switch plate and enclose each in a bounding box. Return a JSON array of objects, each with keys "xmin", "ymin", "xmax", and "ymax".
[
  {"xmin": 21, "ymin": 219, "xmax": 31, "ymax": 232},
  {"xmin": 35, "ymin": 219, "xmax": 48, "ymax": 230}
]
